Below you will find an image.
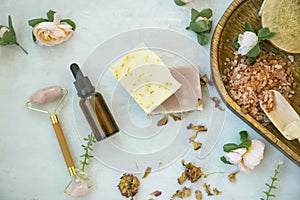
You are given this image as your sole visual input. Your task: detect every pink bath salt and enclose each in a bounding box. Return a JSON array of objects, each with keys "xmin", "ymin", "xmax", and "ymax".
[
  {"xmin": 151, "ymin": 65, "xmax": 202, "ymax": 114},
  {"xmin": 69, "ymin": 182, "xmax": 89, "ymax": 197},
  {"xmin": 30, "ymin": 86, "xmax": 62, "ymax": 105}
]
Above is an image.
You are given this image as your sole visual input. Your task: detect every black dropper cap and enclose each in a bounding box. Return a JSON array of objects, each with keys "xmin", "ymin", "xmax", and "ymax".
[{"xmin": 70, "ymin": 63, "xmax": 95, "ymax": 98}]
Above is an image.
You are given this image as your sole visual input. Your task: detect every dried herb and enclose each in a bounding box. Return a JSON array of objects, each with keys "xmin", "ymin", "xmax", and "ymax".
[
  {"xmin": 80, "ymin": 133, "xmax": 97, "ymax": 172},
  {"xmin": 260, "ymin": 161, "xmax": 283, "ymax": 200},
  {"xmin": 118, "ymin": 173, "xmax": 140, "ymax": 200},
  {"xmin": 142, "ymin": 167, "xmax": 152, "ymax": 179}
]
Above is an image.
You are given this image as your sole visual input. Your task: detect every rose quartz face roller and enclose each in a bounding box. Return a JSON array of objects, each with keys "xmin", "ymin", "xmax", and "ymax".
[{"xmin": 25, "ymin": 86, "xmax": 92, "ymax": 196}]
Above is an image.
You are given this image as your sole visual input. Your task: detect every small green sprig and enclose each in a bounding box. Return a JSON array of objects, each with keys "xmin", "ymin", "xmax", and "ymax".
[
  {"xmin": 220, "ymin": 131, "xmax": 252, "ymax": 164},
  {"xmin": 233, "ymin": 22, "xmax": 275, "ymax": 65},
  {"xmin": 186, "ymin": 8, "xmax": 213, "ymax": 46},
  {"xmin": 80, "ymin": 133, "xmax": 97, "ymax": 172},
  {"xmin": 0, "ymin": 16, "xmax": 28, "ymax": 54},
  {"xmin": 174, "ymin": 0, "xmax": 188, "ymax": 6},
  {"xmin": 261, "ymin": 161, "xmax": 283, "ymax": 200}
]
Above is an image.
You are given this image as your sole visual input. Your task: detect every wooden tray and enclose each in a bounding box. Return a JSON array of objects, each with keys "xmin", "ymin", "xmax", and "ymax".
[{"xmin": 211, "ymin": 0, "xmax": 300, "ymax": 166}]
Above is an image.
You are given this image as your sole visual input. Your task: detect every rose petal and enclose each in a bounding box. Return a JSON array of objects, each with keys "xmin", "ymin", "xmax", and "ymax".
[
  {"xmin": 224, "ymin": 152, "xmax": 242, "ymax": 164},
  {"xmin": 238, "ymin": 160, "xmax": 251, "ymax": 173}
]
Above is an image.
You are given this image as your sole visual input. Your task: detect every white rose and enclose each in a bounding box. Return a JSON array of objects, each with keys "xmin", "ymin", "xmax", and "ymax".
[
  {"xmin": 0, "ymin": 26, "xmax": 9, "ymax": 38},
  {"xmin": 33, "ymin": 13, "xmax": 73, "ymax": 46},
  {"xmin": 237, "ymin": 31, "xmax": 258, "ymax": 55}
]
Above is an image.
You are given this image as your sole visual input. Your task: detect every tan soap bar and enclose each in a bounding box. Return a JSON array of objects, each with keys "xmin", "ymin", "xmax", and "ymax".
[{"xmin": 151, "ymin": 65, "xmax": 202, "ymax": 114}]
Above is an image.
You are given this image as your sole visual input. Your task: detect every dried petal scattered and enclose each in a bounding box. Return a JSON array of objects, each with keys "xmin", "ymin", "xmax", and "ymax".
[
  {"xmin": 150, "ymin": 190, "xmax": 162, "ymax": 197},
  {"xmin": 195, "ymin": 190, "xmax": 203, "ymax": 200},
  {"xmin": 203, "ymin": 183, "xmax": 213, "ymax": 196},
  {"xmin": 171, "ymin": 187, "xmax": 191, "ymax": 199},
  {"xmin": 178, "ymin": 161, "xmax": 203, "ymax": 184},
  {"xmin": 213, "ymin": 188, "xmax": 222, "ymax": 195},
  {"xmin": 142, "ymin": 167, "xmax": 152, "ymax": 179},
  {"xmin": 186, "ymin": 123, "xmax": 208, "ymax": 133},
  {"xmin": 157, "ymin": 115, "xmax": 168, "ymax": 126},
  {"xmin": 228, "ymin": 171, "xmax": 239, "ymax": 183}
]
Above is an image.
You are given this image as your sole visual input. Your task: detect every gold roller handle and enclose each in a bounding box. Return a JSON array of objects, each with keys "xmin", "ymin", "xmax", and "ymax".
[{"xmin": 50, "ymin": 114, "xmax": 76, "ymax": 176}]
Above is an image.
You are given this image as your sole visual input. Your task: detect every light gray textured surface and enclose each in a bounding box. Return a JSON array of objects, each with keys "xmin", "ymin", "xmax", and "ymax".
[{"xmin": 0, "ymin": 0, "xmax": 299, "ymax": 199}]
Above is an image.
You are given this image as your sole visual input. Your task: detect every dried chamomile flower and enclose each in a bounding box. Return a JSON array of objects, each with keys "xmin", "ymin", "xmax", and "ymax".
[
  {"xmin": 203, "ymin": 183, "xmax": 213, "ymax": 196},
  {"xmin": 195, "ymin": 190, "xmax": 203, "ymax": 200},
  {"xmin": 178, "ymin": 161, "xmax": 203, "ymax": 184},
  {"xmin": 171, "ymin": 187, "xmax": 191, "ymax": 199},
  {"xmin": 228, "ymin": 171, "xmax": 239, "ymax": 183},
  {"xmin": 118, "ymin": 173, "xmax": 140, "ymax": 199},
  {"xmin": 142, "ymin": 167, "xmax": 152, "ymax": 179},
  {"xmin": 150, "ymin": 190, "xmax": 162, "ymax": 197}
]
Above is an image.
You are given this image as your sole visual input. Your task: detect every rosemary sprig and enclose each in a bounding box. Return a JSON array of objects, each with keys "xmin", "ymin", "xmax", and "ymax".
[
  {"xmin": 260, "ymin": 161, "xmax": 283, "ymax": 200},
  {"xmin": 80, "ymin": 133, "xmax": 97, "ymax": 172}
]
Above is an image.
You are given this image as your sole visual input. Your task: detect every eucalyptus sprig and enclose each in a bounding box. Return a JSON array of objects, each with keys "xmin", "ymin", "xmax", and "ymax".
[
  {"xmin": 186, "ymin": 8, "xmax": 213, "ymax": 46},
  {"xmin": 80, "ymin": 133, "xmax": 97, "ymax": 172},
  {"xmin": 261, "ymin": 161, "xmax": 283, "ymax": 200},
  {"xmin": 220, "ymin": 131, "xmax": 252, "ymax": 164},
  {"xmin": 0, "ymin": 16, "xmax": 28, "ymax": 54},
  {"xmin": 233, "ymin": 22, "xmax": 275, "ymax": 65}
]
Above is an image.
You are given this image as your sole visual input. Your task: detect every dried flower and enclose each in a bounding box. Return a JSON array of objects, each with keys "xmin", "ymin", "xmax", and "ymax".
[
  {"xmin": 157, "ymin": 114, "xmax": 168, "ymax": 126},
  {"xmin": 213, "ymin": 188, "xmax": 222, "ymax": 195},
  {"xmin": 170, "ymin": 113, "xmax": 182, "ymax": 121},
  {"xmin": 0, "ymin": 16, "xmax": 28, "ymax": 54},
  {"xmin": 28, "ymin": 10, "xmax": 76, "ymax": 46},
  {"xmin": 178, "ymin": 161, "xmax": 203, "ymax": 184},
  {"xmin": 203, "ymin": 183, "xmax": 213, "ymax": 196},
  {"xmin": 191, "ymin": 140, "xmax": 202, "ymax": 151},
  {"xmin": 186, "ymin": 123, "xmax": 207, "ymax": 133},
  {"xmin": 118, "ymin": 173, "xmax": 140, "ymax": 199},
  {"xmin": 195, "ymin": 190, "xmax": 203, "ymax": 200},
  {"xmin": 150, "ymin": 190, "xmax": 162, "ymax": 197},
  {"xmin": 171, "ymin": 187, "xmax": 191, "ymax": 198},
  {"xmin": 211, "ymin": 97, "xmax": 225, "ymax": 111},
  {"xmin": 228, "ymin": 171, "xmax": 239, "ymax": 183},
  {"xmin": 142, "ymin": 167, "xmax": 152, "ymax": 179}
]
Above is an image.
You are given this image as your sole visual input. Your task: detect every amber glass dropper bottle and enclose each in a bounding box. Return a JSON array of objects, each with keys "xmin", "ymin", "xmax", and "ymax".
[{"xmin": 70, "ymin": 63, "xmax": 119, "ymax": 141}]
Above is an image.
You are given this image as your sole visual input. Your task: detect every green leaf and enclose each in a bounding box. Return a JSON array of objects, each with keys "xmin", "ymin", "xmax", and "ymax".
[
  {"xmin": 2, "ymin": 30, "xmax": 15, "ymax": 44},
  {"xmin": 190, "ymin": 20, "xmax": 209, "ymax": 33},
  {"xmin": 191, "ymin": 8, "xmax": 200, "ymax": 22},
  {"xmin": 174, "ymin": 0, "xmax": 186, "ymax": 6},
  {"xmin": 246, "ymin": 44, "xmax": 260, "ymax": 58},
  {"xmin": 197, "ymin": 33, "xmax": 210, "ymax": 46},
  {"xmin": 8, "ymin": 16, "xmax": 15, "ymax": 36},
  {"xmin": 28, "ymin": 18, "xmax": 48, "ymax": 27},
  {"xmin": 245, "ymin": 22, "xmax": 254, "ymax": 32},
  {"xmin": 223, "ymin": 143, "xmax": 239, "ymax": 152},
  {"xmin": 198, "ymin": 8, "xmax": 213, "ymax": 18},
  {"xmin": 47, "ymin": 10, "xmax": 56, "ymax": 22},
  {"xmin": 239, "ymin": 131, "xmax": 248, "ymax": 142},
  {"xmin": 238, "ymin": 140, "xmax": 252, "ymax": 149},
  {"xmin": 60, "ymin": 19, "xmax": 76, "ymax": 31},
  {"xmin": 0, "ymin": 38, "xmax": 8, "ymax": 45},
  {"xmin": 248, "ymin": 57, "xmax": 256, "ymax": 65},
  {"xmin": 258, "ymin": 28, "xmax": 275, "ymax": 40},
  {"xmin": 31, "ymin": 32, "xmax": 36, "ymax": 42},
  {"xmin": 220, "ymin": 156, "xmax": 233, "ymax": 165},
  {"xmin": 232, "ymin": 36, "xmax": 240, "ymax": 48}
]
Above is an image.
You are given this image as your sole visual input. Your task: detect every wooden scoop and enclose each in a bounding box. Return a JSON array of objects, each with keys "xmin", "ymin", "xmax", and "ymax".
[{"xmin": 260, "ymin": 90, "xmax": 300, "ymax": 142}]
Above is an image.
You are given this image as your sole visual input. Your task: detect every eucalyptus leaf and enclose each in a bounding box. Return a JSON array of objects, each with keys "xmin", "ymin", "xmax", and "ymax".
[
  {"xmin": 28, "ymin": 18, "xmax": 48, "ymax": 27},
  {"xmin": 239, "ymin": 131, "xmax": 248, "ymax": 142},
  {"xmin": 223, "ymin": 143, "xmax": 240, "ymax": 152},
  {"xmin": 232, "ymin": 35, "xmax": 240, "ymax": 48},
  {"xmin": 174, "ymin": 0, "xmax": 186, "ymax": 6},
  {"xmin": 60, "ymin": 19, "xmax": 76, "ymax": 31},
  {"xmin": 258, "ymin": 28, "xmax": 275, "ymax": 40},
  {"xmin": 246, "ymin": 44, "xmax": 260, "ymax": 58},
  {"xmin": 198, "ymin": 8, "xmax": 213, "ymax": 18},
  {"xmin": 190, "ymin": 20, "xmax": 209, "ymax": 33},
  {"xmin": 220, "ymin": 156, "xmax": 233, "ymax": 165},
  {"xmin": 245, "ymin": 22, "xmax": 254, "ymax": 32},
  {"xmin": 47, "ymin": 10, "xmax": 56, "ymax": 22},
  {"xmin": 191, "ymin": 8, "xmax": 200, "ymax": 22},
  {"xmin": 197, "ymin": 33, "xmax": 209, "ymax": 46}
]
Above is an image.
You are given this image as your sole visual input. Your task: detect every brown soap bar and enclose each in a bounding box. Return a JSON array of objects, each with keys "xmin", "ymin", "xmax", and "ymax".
[{"xmin": 151, "ymin": 65, "xmax": 202, "ymax": 114}]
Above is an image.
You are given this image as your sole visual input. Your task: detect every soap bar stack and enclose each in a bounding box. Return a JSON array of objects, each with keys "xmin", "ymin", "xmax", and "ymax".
[{"xmin": 109, "ymin": 47, "xmax": 202, "ymax": 114}]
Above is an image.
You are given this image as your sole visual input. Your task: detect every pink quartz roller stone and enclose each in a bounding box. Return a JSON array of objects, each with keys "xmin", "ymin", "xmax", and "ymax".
[
  {"xmin": 69, "ymin": 182, "xmax": 89, "ymax": 197},
  {"xmin": 29, "ymin": 86, "xmax": 62, "ymax": 105}
]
